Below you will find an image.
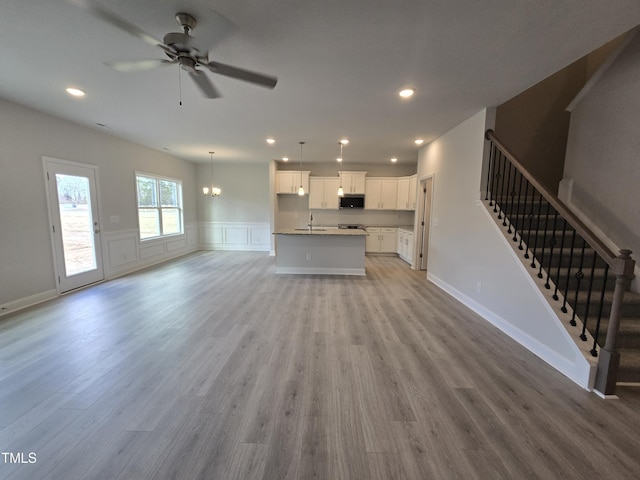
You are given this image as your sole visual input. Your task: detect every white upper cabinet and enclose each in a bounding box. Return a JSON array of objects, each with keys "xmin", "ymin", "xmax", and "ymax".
[
  {"xmin": 309, "ymin": 177, "xmax": 340, "ymax": 209},
  {"xmin": 396, "ymin": 174, "xmax": 417, "ymax": 210},
  {"xmin": 276, "ymin": 171, "xmax": 310, "ymax": 194},
  {"xmin": 339, "ymin": 171, "xmax": 366, "ymax": 195},
  {"xmin": 365, "ymin": 178, "xmax": 398, "ymax": 210}
]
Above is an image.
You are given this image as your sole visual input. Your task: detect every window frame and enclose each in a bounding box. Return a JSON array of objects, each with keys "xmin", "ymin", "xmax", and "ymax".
[{"xmin": 135, "ymin": 171, "xmax": 184, "ymax": 241}]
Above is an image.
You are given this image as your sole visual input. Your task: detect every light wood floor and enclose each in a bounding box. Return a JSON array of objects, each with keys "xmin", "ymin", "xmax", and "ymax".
[{"xmin": 2, "ymin": 252, "xmax": 640, "ymax": 480}]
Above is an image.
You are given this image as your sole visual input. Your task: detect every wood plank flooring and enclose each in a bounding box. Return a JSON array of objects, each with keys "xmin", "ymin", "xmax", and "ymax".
[{"xmin": 2, "ymin": 251, "xmax": 640, "ymax": 479}]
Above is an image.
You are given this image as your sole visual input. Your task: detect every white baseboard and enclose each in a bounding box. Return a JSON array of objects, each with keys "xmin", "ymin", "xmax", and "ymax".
[
  {"xmin": 427, "ymin": 272, "xmax": 594, "ymax": 390},
  {"xmin": 0, "ymin": 289, "xmax": 58, "ymax": 317},
  {"xmin": 275, "ymin": 266, "xmax": 365, "ymax": 275}
]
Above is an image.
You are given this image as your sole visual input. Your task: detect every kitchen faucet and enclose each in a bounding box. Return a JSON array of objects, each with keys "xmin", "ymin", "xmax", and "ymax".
[{"xmin": 308, "ymin": 213, "xmax": 313, "ymax": 231}]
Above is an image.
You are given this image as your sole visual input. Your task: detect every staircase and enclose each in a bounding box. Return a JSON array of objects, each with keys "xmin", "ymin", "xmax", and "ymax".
[
  {"xmin": 492, "ymin": 194, "xmax": 640, "ymax": 382},
  {"xmin": 485, "ymin": 130, "xmax": 637, "ymax": 393}
]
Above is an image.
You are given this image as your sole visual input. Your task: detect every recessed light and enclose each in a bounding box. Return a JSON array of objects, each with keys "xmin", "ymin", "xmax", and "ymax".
[
  {"xmin": 390, "ymin": 158, "xmax": 398, "ymax": 163},
  {"xmin": 266, "ymin": 138, "xmax": 275, "ymax": 144},
  {"xmin": 399, "ymin": 88, "xmax": 415, "ymax": 98},
  {"xmin": 414, "ymin": 139, "xmax": 424, "ymax": 145},
  {"xmin": 66, "ymin": 87, "xmax": 86, "ymax": 97},
  {"xmin": 339, "ymin": 139, "xmax": 349, "ymax": 145},
  {"xmin": 282, "ymin": 157, "xmax": 289, "ymax": 162},
  {"xmin": 336, "ymin": 157, "xmax": 343, "ymax": 163}
]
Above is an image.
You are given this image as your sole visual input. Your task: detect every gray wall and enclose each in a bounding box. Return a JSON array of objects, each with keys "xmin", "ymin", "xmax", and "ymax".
[
  {"xmin": 197, "ymin": 162, "xmax": 270, "ymax": 223},
  {"xmin": 0, "ymin": 98, "xmax": 197, "ymax": 307},
  {"xmin": 563, "ymin": 30, "xmax": 640, "ymax": 267},
  {"xmin": 494, "ymin": 35, "xmax": 625, "ymax": 193}
]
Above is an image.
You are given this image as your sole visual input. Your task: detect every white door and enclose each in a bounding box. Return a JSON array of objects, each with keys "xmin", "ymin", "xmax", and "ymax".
[{"xmin": 44, "ymin": 158, "xmax": 104, "ymax": 293}]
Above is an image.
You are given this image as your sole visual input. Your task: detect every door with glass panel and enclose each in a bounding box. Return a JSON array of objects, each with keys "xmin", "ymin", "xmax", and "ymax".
[{"xmin": 44, "ymin": 158, "xmax": 104, "ymax": 293}]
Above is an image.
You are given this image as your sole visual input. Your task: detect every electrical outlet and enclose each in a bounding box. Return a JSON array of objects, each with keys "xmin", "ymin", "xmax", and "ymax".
[
  {"xmin": 476, "ymin": 282, "xmax": 482, "ymax": 293},
  {"xmin": 306, "ymin": 253, "xmax": 312, "ymax": 261}
]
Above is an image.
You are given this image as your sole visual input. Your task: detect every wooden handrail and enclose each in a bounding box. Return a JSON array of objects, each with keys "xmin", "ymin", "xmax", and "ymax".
[{"xmin": 485, "ymin": 129, "xmax": 618, "ymax": 265}]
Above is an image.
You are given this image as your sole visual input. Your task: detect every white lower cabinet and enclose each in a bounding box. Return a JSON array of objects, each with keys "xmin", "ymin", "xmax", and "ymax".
[
  {"xmin": 397, "ymin": 228, "xmax": 414, "ymax": 264},
  {"xmin": 365, "ymin": 227, "xmax": 397, "ymax": 253}
]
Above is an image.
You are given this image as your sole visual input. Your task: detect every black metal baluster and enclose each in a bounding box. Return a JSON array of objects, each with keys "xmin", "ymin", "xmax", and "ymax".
[
  {"xmin": 590, "ymin": 263, "xmax": 610, "ymax": 357},
  {"xmin": 570, "ymin": 238, "xmax": 588, "ymax": 327},
  {"xmin": 505, "ymin": 163, "xmax": 515, "ymax": 231},
  {"xmin": 553, "ymin": 220, "xmax": 568, "ymax": 301},
  {"xmin": 580, "ymin": 251, "xmax": 599, "ymax": 341},
  {"xmin": 498, "ymin": 154, "xmax": 508, "ymax": 221},
  {"xmin": 514, "ymin": 173, "xmax": 524, "ymax": 244},
  {"xmin": 486, "ymin": 142, "xmax": 495, "ymax": 204},
  {"xmin": 561, "ymin": 229, "xmax": 578, "ymax": 314},
  {"xmin": 542, "ymin": 209, "xmax": 559, "ymax": 287},
  {"xmin": 493, "ymin": 150, "xmax": 503, "ymax": 213},
  {"xmin": 523, "ymin": 181, "xmax": 534, "ymax": 257},
  {"xmin": 530, "ymin": 195, "xmax": 544, "ymax": 269},
  {"xmin": 537, "ymin": 202, "xmax": 551, "ymax": 278}
]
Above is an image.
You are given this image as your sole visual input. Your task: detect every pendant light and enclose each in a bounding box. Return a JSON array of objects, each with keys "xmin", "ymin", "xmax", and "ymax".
[
  {"xmin": 298, "ymin": 141, "xmax": 306, "ymax": 196},
  {"xmin": 337, "ymin": 142, "xmax": 345, "ymax": 197},
  {"xmin": 202, "ymin": 151, "xmax": 221, "ymax": 197}
]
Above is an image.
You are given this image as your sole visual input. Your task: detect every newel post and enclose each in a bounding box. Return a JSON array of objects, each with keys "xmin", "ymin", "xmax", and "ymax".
[{"xmin": 594, "ymin": 249, "xmax": 636, "ymax": 396}]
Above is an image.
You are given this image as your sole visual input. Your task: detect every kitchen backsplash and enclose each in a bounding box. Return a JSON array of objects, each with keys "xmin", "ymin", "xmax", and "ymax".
[{"xmin": 276, "ymin": 195, "xmax": 414, "ymax": 229}]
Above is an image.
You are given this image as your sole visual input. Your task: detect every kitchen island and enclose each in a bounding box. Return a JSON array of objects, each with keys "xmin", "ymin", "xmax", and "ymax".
[{"xmin": 274, "ymin": 228, "xmax": 367, "ymax": 275}]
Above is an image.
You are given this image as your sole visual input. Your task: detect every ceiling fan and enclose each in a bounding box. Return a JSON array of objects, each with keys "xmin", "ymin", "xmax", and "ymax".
[{"xmin": 71, "ymin": 0, "xmax": 278, "ymax": 98}]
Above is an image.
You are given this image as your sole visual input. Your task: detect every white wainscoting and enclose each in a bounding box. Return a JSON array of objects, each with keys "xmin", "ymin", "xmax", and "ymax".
[
  {"xmin": 102, "ymin": 223, "xmax": 199, "ymax": 279},
  {"xmin": 199, "ymin": 222, "xmax": 271, "ymax": 252}
]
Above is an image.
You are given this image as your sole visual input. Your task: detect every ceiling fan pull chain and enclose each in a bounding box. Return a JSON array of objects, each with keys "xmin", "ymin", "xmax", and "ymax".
[{"xmin": 178, "ymin": 65, "xmax": 183, "ymax": 106}]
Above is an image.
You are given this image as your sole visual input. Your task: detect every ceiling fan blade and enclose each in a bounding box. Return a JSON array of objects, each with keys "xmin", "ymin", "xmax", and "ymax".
[
  {"xmin": 68, "ymin": 0, "xmax": 172, "ymax": 54},
  {"xmin": 105, "ymin": 58, "xmax": 176, "ymax": 72},
  {"xmin": 189, "ymin": 71, "xmax": 221, "ymax": 98},
  {"xmin": 203, "ymin": 61, "xmax": 278, "ymax": 89}
]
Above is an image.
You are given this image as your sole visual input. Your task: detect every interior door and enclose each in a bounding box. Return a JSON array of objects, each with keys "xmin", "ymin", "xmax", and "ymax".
[{"xmin": 44, "ymin": 158, "xmax": 104, "ymax": 293}]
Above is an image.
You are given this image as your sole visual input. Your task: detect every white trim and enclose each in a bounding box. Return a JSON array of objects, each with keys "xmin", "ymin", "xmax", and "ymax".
[
  {"xmin": 199, "ymin": 222, "xmax": 270, "ymax": 252},
  {"xmin": 275, "ymin": 266, "xmax": 365, "ymax": 275},
  {"xmin": 566, "ymin": 27, "xmax": 639, "ymax": 112},
  {"xmin": 0, "ymin": 289, "xmax": 58, "ymax": 317},
  {"xmin": 102, "ymin": 223, "xmax": 198, "ymax": 279}
]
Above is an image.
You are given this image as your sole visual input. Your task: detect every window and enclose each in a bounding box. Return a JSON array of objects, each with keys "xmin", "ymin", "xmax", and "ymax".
[{"xmin": 136, "ymin": 173, "xmax": 183, "ymax": 240}]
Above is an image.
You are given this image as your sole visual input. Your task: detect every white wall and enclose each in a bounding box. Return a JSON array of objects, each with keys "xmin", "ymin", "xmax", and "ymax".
[
  {"xmin": 419, "ymin": 108, "xmax": 594, "ymax": 389},
  {"xmin": 562, "ymin": 30, "xmax": 640, "ymax": 270},
  {"xmin": 0, "ymin": 98, "xmax": 198, "ymax": 311}
]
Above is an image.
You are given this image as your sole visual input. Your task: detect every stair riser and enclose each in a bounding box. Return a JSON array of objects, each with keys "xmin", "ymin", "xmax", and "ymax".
[
  {"xmin": 546, "ymin": 275, "xmax": 613, "ymax": 293},
  {"xmin": 573, "ymin": 300, "xmax": 640, "ymax": 319},
  {"xmin": 616, "ymin": 368, "xmax": 640, "ymax": 383},
  {"xmin": 525, "ymin": 251, "xmax": 600, "ymax": 269}
]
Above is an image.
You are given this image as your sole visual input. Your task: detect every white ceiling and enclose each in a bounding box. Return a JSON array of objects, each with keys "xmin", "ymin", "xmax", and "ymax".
[{"xmin": 1, "ymin": 0, "xmax": 639, "ymax": 165}]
